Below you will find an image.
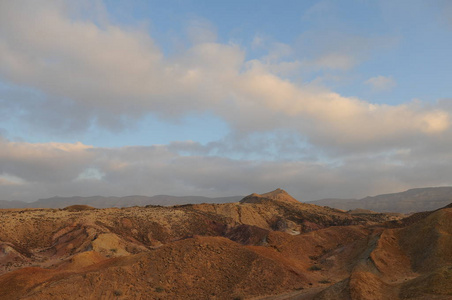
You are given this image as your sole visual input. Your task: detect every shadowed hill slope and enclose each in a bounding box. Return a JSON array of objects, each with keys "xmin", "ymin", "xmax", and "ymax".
[{"xmin": 311, "ymin": 204, "xmax": 452, "ymax": 300}]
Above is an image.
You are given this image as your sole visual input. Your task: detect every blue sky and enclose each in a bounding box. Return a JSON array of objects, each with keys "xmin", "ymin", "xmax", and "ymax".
[{"xmin": 0, "ymin": 0, "xmax": 452, "ymax": 201}]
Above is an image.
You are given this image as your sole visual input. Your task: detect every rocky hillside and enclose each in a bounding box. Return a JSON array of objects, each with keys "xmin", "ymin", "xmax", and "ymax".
[{"xmin": 0, "ymin": 189, "xmax": 449, "ymax": 299}]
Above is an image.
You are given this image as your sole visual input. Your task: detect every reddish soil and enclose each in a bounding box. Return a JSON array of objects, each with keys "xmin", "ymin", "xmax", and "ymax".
[{"xmin": 0, "ymin": 189, "xmax": 450, "ymax": 299}]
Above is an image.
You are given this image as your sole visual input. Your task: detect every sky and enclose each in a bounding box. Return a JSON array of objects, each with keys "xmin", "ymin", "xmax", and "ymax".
[{"xmin": 1, "ymin": 0, "xmax": 452, "ymax": 202}]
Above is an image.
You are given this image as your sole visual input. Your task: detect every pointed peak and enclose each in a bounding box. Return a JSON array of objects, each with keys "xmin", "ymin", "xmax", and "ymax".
[
  {"xmin": 261, "ymin": 188, "xmax": 289, "ymax": 196},
  {"xmin": 261, "ymin": 189, "xmax": 299, "ymax": 203},
  {"xmin": 240, "ymin": 189, "xmax": 300, "ymax": 204}
]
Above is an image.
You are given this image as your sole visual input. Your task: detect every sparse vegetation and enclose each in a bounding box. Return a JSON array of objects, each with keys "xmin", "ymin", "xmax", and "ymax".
[
  {"xmin": 319, "ymin": 279, "xmax": 331, "ymax": 284},
  {"xmin": 155, "ymin": 286, "xmax": 164, "ymax": 293},
  {"xmin": 63, "ymin": 205, "xmax": 96, "ymax": 212},
  {"xmin": 309, "ymin": 265, "xmax": 322, "ymax": 271},
  {"xmin": 113, "ymin": 290, "xmax": 122, "ymax": 296}
]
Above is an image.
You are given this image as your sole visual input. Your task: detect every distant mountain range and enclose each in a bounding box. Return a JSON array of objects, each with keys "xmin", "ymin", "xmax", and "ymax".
[
  {"xmin": 2, "ymin": 186, "xmax": 452, "ymax": 213},
  {"xmin": 0, "ymin": 195, "xmax": 243, "ymax": 209},
  {"xmin": 309, "ymin": 187, "xmax": 452, "ymax": 213}
]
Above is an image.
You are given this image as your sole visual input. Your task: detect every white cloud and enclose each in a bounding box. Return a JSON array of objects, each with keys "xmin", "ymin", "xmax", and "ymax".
[
  {"xmin": 365, "ymin": 75, "xmax": 397, "ymax": 92},
  {"xmin": 0, "ymin": 174, "xmax": 26, "ymax": 186},
  {"xmin": 0, "ymin": 0, "xmax": 448, "ymax": 155},
  {"xmin": 75, "ymin": 167, "xmax": 105, "ymax": 181},
  {"xmin": 0, "ymin": 138, "xmax": 93, "ymax": 183}
]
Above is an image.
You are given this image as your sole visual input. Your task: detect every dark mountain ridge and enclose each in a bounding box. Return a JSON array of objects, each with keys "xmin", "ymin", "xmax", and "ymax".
[
  {"xmin": 309, "ymin": 186, "xmax": 452, "ymax": 213},
  {"xmin": 3, "ymin": 186, "xmax": 452, "ymax": 213}
]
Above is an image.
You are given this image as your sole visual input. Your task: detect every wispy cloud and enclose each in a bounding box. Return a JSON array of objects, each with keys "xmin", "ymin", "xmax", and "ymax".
[
  {"xmin": 366, "ymin": 75, "xmax": 397, "ymax": 92},
  {"xmin": 186, "ymin": 18, "xmax": 218, "ymax": 44}
]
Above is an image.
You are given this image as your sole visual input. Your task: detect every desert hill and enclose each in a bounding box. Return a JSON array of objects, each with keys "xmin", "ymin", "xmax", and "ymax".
[
  {"xmin": 0, "ymin": 189, "xmax": 450, "ymax": 299},
  {"xmin": 315, "ymin": 203, "xmax": 452, "ymax": 300},
  {"xmin": 0, "ymin": 195, "xmax": 243, "ymax": 209},
  {"xmin": 240, "ymin": 188, "xmax": 300, "ymax": 204},
  {"xmin": 309, "ymin": 186, "xmax": 452, "ymax": 213}
]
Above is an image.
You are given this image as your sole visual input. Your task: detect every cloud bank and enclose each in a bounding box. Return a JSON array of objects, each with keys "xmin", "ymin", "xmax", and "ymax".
[{"xmin": 1, "ymin": 137, "xmax": 452, "ymax": 202}]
